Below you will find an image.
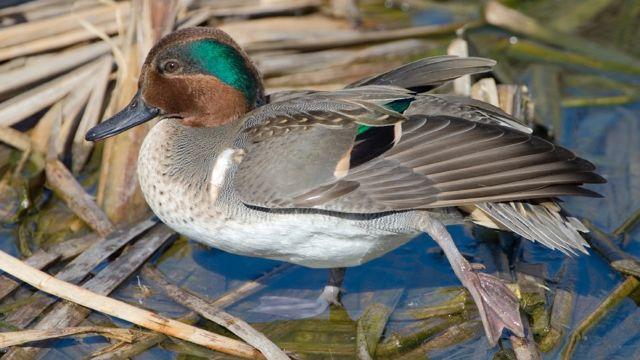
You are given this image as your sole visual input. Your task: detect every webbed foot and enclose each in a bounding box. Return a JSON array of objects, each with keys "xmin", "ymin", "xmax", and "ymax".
[
  {"xmin": 420, "ymin": 216, "xmax": 523, "ymax": 345},
  {"xmin": 461, "ymin": 268, "xmax": 523, "ymax": 345}
]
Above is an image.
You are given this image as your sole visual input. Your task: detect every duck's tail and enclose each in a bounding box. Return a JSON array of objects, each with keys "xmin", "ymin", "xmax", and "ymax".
[{"xmin": 462, "ymin": 200, "xmax": 591, "ymax": 255}]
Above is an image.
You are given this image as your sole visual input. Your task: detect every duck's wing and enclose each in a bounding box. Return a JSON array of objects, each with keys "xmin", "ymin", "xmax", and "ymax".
[
  {"xmin": 264, "ymin": 56, "xmax": 497, "ymax": 104},
  {"xmin": 236, "ymin": 86, "xmax": 412, "ymax": 207},
  {"xmin": 346, "ymin": 56, "xmax": 496, "ymax": 92},
  {"xmin": 405, "ymin": 94, "xmax": 532, "ymax": 134},
  {"xmin": 234, "ymin": 86, "xmax": 605, "ymax": 212}
]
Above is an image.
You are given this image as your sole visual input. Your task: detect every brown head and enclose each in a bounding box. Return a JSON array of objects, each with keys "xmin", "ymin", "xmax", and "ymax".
[{"xmin": 86, "ymin": 27, "xmax": 263, "ymax": 141}]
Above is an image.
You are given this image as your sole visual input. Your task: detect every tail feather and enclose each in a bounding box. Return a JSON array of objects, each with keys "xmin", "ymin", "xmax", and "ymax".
[{"xmin": 466, "ymin": 200, "xmax": 590, "ymax": 255}]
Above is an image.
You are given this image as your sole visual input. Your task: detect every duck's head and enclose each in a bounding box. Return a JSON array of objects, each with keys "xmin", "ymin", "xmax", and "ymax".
[{"xmin": 86, "ymin": 27, "xmax": 263, "ymax": 141}]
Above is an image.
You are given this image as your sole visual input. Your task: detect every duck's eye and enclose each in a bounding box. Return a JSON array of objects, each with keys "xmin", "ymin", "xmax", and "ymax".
[{"xmin": 161, "ymin": 60, "xmax": 181, "ymax": 74}]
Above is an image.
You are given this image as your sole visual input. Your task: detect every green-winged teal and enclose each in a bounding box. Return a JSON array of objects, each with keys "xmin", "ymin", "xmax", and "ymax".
[{"xmin": 86, "ymin": 27, "xmax": 605, "ymax": 345}]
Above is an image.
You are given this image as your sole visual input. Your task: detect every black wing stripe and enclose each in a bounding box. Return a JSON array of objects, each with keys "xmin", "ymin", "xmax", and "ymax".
[
  {"xmin": 434, "ymin": 173, "xmax": 603, "ymax": 200},
  {"xmin": 432, "ymin": 161, "xmax": 601, "ymax": 191},
  {"xmin": 400, "ymin": 186, "xmax": 600, "ymax": 208}
]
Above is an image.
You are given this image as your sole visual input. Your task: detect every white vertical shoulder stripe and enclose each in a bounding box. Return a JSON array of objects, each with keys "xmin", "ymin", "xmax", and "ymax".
[{"xmin": 209, "ymin": 148, "xmax": 239, "ymax": 201}]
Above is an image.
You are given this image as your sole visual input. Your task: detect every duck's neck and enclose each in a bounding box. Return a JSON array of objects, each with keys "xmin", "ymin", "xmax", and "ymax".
[{"xmin": 139, "ymin": 118, "xmax": 244, "ymax": 197}]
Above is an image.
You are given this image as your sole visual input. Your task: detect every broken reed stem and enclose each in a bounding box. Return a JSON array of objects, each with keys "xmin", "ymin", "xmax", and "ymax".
[
  {"xmin": 0, "ymin": 3, "xmax": 130, "ymax": 47},
  {"xmin": 0, "ymin": 60, "xmax": 97, "ymax": 127},
  {"xmin": 581, "ymin": 220, "xmax": 640, "ymax": 278},
  {"xmin": 447, "ymin": 37, "xmax": 471, "ymax": 96},
  {"xmin": 56, "ymin": 79, "xmax": 94, "ymax": 158},
  {"xmin": 0, "ymin": 326, "xmax": 142, "ymax": 348},
  {"xmin": 72, "ymin": 55, "xmax": 114, "ymax": 173},
  {"xmin": 210, "ymin": 262, "xmax": 297, "ymax": 308},
  {"xmin": 96, "ymin": 0, "xmax": 178, "ymax": 225},
  {"xmin": 497, "ymin": 85, "xmax": 542, "ymax": 360},
  {"xmin": 376, "ymin": 315, "xmax": 467, "ymax": 358},
  {"xmin": 0, "ymin": 251, "xmax": 58, "ymax": 300},
  {"xmin": 390, "ymin": 290, "xmax": 469, "ymax": 321},
  {"xmin": 539, "ymin": 287, "xmax": 574, "ymax": 352},
  {"xmin": 3, "ymin": 225, "xmax": 176, "ymax": 360},
  {"xmin": 0, "ymin": 21, "xmax": 122, "ymax": 62},
  {"xmin": 484, "ymin": 1, "xmax": 640, "ymax": 74},
  {"xmin": 0, "ymin": 250, "xmax": 264, "ymax": 359},
  {"xmin": 561, "ymin": 95, "xmax": 639, "ymax": 108},
  {"xmin": 582, "ymin": 219, "xmax": 640, "ymax": 269},
  {"xmin": 45, "ymin": 159, "xmax": 115, "ymax": 237},
  {"xmin": 2, "ymin": 219, "xmax": 156, "ymax": 331},
  {"xmin": 142, "ymin": 265, "xmax": 289, "ymax": 360},
  {"xmin": 357, "ymin": 300, "xmax": 399, "ymax": 359},
  {"xmin": 0, "ymin": 127, "xmax": 32, "ymax": 153},
  {"xmin": 561, "ymin": 277, "xmax": 640, "ymax": 360},
  {"xmin": 510, "ymin": 316, "xmax": 542, "ymax": 360},
  {"xmin": 90, "ymin": 312, "xmax": 199, "ymax": 360},
  {"xmin": 394, "ymin": 320, "xmax": 483, "ymax": 359},
  {"xmin": 245, "ymin": 21, "xmax": 467, "ymax": 52},
  {"xmin": 612, "ymin": 208, "xmax": 640, "ymax": 237},
  {"xmin": 2, "ymin": 105, "xmax": 112, "ymax": 237},
  {"xmin": 0, "ymin": 41, "xmax": 111, "ymax": 95},
  {"xmin": 0, "ymin": 234, "xmax": 97, "ymax": 301},
  {"xmin": 498, "ymin": 36, "xmax": 640, "ymax": 76},
  {"xmin": 95, "ymin": 262, "xmax": 297, "ymax": 358},
  {"xmin": 7, "ymin": 226, "xmax": 175, "ymax": 359}
]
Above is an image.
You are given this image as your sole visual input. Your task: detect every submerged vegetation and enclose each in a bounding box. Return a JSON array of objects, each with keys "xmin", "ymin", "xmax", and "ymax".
[{"xmin": 0, "ymin": 0, "xmax": 638, "ymax": 358}]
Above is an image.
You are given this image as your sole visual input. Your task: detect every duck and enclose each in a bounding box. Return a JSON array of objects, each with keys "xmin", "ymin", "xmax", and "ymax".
[{"xmin": 86, "ymin": 27, "xmax": 605, "ymax": 346}]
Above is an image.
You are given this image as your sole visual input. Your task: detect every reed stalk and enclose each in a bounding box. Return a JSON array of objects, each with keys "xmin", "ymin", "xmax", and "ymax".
[{"xmin": 0, "ymin": 249, "xmax": 263, "ymax": 359}]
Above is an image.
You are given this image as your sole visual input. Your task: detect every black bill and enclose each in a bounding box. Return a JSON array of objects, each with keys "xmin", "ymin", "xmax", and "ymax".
[{"xmin": 85, "ymin": 90, "xmax": 159, "ymax": 141}]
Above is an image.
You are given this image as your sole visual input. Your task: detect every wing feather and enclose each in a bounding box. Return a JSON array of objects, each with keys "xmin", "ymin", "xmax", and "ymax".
[
  {"xmin": 406, "ymin": 94, "xmax": 532, "ymax": 133},
  {"xmin": 235, "ymin": 59, "xmax": 602, "ymax": 214},
  {"xmin": 347, "ymin": 56, "xmax": 496, "ymax": 91}
]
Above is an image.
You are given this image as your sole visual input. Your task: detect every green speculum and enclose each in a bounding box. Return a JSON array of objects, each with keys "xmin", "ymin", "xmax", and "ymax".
[
  {"xmin": 357, "ymin": 98, "xmax": 413, "ymax": 135},
  {"xmin": 357, "ymin": 124, "xmax": 373, "ymax": 135},
  {"xmin": 384, "ymin": 98, "xmax": 413, "ymax": 113}
]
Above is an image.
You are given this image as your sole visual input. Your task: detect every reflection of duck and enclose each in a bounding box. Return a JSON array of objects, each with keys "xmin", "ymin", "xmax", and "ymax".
[{"xmin": 86, "ymin": 27, "xmax": 605, "ymax": 345}]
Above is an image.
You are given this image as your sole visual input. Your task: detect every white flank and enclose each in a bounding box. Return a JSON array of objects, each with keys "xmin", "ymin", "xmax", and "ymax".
[{"xmin": 209, "ymin": 148, "xmax": 237, "ymax": 201}]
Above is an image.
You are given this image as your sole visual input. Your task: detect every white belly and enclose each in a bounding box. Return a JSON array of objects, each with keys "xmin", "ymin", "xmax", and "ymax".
[{"xmin": 169, "ymin": 212, "xmax": 417, "ymax": 268}]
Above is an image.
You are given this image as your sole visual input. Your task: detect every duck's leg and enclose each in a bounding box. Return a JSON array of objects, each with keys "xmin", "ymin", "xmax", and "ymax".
[
  {"xmin": 319, "ymin": 267, "xmax": 346, "ymax": 306},
  {"xmin": 418, "ymin": 215, "xmax": 524, "ymax": 346},
  {"xmin": 251, "ymin": 267, "xmax": 347, "ymax": 318}
]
